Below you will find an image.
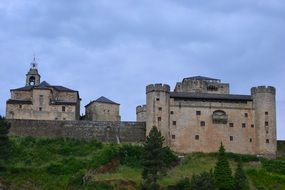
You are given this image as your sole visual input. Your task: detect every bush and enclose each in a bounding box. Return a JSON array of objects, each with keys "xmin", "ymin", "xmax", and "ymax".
[
  {"xmin": 162, "ymin": 147, "xmax": 179, "ymax": 167},
  {"xmin": 262, "ymin": 159, "xmax": 285, "ymax": 175},
  {"xmin": 191, "ymin": 171, "xmax": 215, "ymax": 190},
  {"xmin": 118, "ymin": 144, "xmax": 143, "ymax": 167},
  {"xmin": 90, "ymin": 144, "xmax": 119, "ymax": 168},
  {"xmin": 166, "ymin": 177, "xmax": 191, "ymax": 190}
]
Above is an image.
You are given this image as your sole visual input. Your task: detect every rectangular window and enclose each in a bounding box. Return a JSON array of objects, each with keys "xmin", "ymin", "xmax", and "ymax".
[
  {"xmin": 19, "ymin": 105, "xmax": 22, "ymax": 109},
  {"xmin": 250, "ymin": 138, "xmax": 252, "ymax": 143},
  {"xmin": 158, "ymin": 117, "xmax": 161, "ymax": 122},
  {"xmin": 230, "ymin": 136, "xmax": 233, "ymax": 141},
  {"xmin": 158, "ymin": 107, "xmax": 162, "ymax": 111},
  {"xmin": 39, "ymin": 107, "xmax": 42, "ymax": 111},
  {"xmin": 200, "ymin": 121, "xmax": 205, "ymax": 127},
  {"xmin": 170, "ymin": 111, "xmax": 174, "ymax": 115},
  {"xmin": 196, "ymin": 111, "xmax": 201, "ymax": 116},
  {"xmin": 265, "ymin": 121, "xmax": 269, "ymax": 126},
  {"xmin": 251, "ymin": 124, "xmax": 254, "ymax": 128},
  {"xmin": 244, "ymin": 113, "xmax": 248, "ymax": 117},
  {"xmin": 266, "ymin": 139, "xmax": 269, "ymax": 143},
  {"xmin": 62, "ymin": 106, "xmax": 66, "ymax": 112},
  {"xmin": 195, "ymin": 135, "xmax": 199, "ymax": 140},
  {"xmin": 229, "ymin": 123, "xmax": 234, "ymax": 127},
  {"xmin": 156, "ymin": 98, "xmax": 160, "ymax": 101},
  {"xmin": 172, "ymin": 135, "xmax": 175, "ymax": 139},
  {"xmin": 242, "ymin": 123, "xmax": 246, "ymax": 128},
  {"xmin": 265, "ymin": 112, "xmax": 268, "ymax": 115},
  {"xmin": 172, "ymin": 121, "xmax": 176, "ymax": 125}
]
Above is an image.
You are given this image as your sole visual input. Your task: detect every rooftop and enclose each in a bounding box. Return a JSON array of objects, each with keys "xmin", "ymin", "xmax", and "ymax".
[
  {"xmin": 183, "ymin": 76, "xmax": 221, "ymax": 82},
  {"xmin": 11, "ymin": 81, "xmax": 77, "ymax": 92},
  {"xmin": 170, "ymin": 92, "xmax": 252, "ymax": 101},
  {"xmin": 85, "ymin": 96, "xmax": 120, "ymax": 107}
]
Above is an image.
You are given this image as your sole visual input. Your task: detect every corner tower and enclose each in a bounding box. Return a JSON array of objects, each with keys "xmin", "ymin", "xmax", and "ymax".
[
  {"xmin": 251, "ymin": 86, "xmax": 276, "ymax": 158},
  {"xmin": 26, "ymin": 58, "xmax": 41, "ymax": 86},
  {"xmin": 146, "ymin": 84, "xmax": 170, "ymax": 145}
]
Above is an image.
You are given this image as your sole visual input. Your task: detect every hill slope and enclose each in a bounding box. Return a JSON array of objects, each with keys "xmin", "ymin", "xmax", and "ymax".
[{"xmin": 1, "ymin": 137, "xmax": 285, "ymax": 190}]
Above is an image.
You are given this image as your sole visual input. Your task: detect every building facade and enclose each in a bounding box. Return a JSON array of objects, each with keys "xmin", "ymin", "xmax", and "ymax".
[
  {"xmin": 6, "ymin": 60, "xmax": 81, "ymax": 121},
  {"xmin": 137, "ymin": 76, "xmax": 277, "ymax": 158},
  {"xmin": 85, "ymin": 96, "xmax": 121, "ymax": 121}
]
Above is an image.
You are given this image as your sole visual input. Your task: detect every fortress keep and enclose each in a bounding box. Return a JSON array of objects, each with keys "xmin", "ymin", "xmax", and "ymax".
[{"xmin": 137, "ymin": 76, "xmax": 277, "ymax": 158}]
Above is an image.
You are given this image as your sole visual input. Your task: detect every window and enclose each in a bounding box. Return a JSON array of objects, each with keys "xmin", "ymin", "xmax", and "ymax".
[
  {"xmin": 265, "ymin": 121, "xmax": 269, "ymax": 126},
  {"xmin": 172, "ymin": 121, "xmax": 176, "ymax": 125},
  {"xmin": 265, "ymin": 112, "xmax": 268, "ymax": 115},
  {"xmin": 230, "ymin": 136, "xmax": 233, "ymax": 141},
  {"xmin": 172, "ymin": 135, "xmax": 175, "ymax": 139},
  {"xmin": 229, "ymin": 123, "xmax": 234, "ymax": 128},
  {"xmin": 266, "ymin": 139, "xmax": 269, "ymax": 143},
  {"xmin": 158, "ymin": 107, "xmax": 162, "ymax": 111},
  {"xmin": 244, "ymin": 113, "xmax": 248, "ymax": 117},
  {"xmin": 170, "ymin": 111, "xmax": 174, "ymax": 115},
  {"xmin": 158, "ymin": 117, "xmax": 161, "ymax": 122},
  {"xmin": 212, "ymin": 110, "xmax": 228, "ymax": 124},
  {"xmin": 251, "ymin": 124, "xmax": 254, "ymax": 128},
  {"xmin": 156, "ymin": 98, "xmax": 160, "ymax": 101},
  {"xmin": 55, "ymin": 117, "xmax": 58, "ymax": 120},
  {"xmin": 242, "ymin": 123, "xmax": 246, "ymax": 128},
  {"xmin": 39, "ymin": 107, "xmax": 42, "ymax": 111},
  {"xmin": 200, "ymin": 121, "xmax": 205, "ymax": 127},
  {"xmin": 266, "ymin": 130, "xmax": 269, "ymax": 134},
  {"xmin": 196, "ymin": 111, "xmax": 201, "ymax": 116},
  {"xmin": 195, "ymin": 135, "xmax": 199, "ymax": 140},
  {"xmin": 63, "ymin": 118, "xmax": 66, "ymax": 120},
  {"xmin": 19, "ymin": 105, "xmax": 22, "ymax": 109},
  {"xmin": 250, "ymin": 138, "xmax": 252, "ymax": 143},
  {"xmin": 62, "ymin": 106, "xmax": 66, "ymax": 112}
]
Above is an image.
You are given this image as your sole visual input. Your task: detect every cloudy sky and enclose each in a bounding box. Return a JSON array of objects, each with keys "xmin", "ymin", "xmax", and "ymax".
[{"xmin": 0, "ymin": 0, "xmax": 284, "ymax": 139}]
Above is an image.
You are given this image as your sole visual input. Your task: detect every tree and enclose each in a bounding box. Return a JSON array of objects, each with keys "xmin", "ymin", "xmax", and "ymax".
[
  {"xmin": 0, "ymin": 116, "xmax": 10, "ymax": 172},
  {"xmin": 234, "ymin": 160, "xmax": 249, "ymax": 190},
  {"xmin": 141, "ymin": 126, "xmax": 165, "ymax": 190},
  {"xmin": 191, "ymin": 170, "xmax": 216, "ymax": 190},
  {"xmin": 214, "ymin": 143, "xmax": 234, "ymax": 190}
]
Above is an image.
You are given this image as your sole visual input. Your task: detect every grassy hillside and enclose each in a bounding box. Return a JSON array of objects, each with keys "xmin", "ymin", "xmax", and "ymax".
[{"xmin": 1, "ymin": 137, "xmax": 285, "ymax": 190}]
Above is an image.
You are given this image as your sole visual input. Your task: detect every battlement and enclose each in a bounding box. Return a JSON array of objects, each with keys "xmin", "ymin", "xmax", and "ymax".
[
  {"xmin": 136, "ymin": 105, "xmax": 147, "ymax": 114},
  {"xmin": 146, "ymin": 83, "xmax": 170, "ymax": 93},
  {"xmin": 251, "ymin": 86, "xmax": 276, "ymax": 95}
]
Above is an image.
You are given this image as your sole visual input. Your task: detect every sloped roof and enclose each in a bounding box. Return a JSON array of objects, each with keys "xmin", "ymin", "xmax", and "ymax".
[
  {"xmin": 183, "ymin": 76, "xmax": 220, "ymax": 81},
  {"xmin": 85, "ymin": 96, "xmax": 120, "ymax": 107},
  {"xmin": 11, "ymin": 81, "xmax": 77, "ymax": 92},
  {"xmin": 170, "ymin": 92, "xmax": 252, "ymax": 101}
]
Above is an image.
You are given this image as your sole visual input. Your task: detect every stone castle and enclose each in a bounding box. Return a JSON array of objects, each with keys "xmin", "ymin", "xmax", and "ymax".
[{"xmin": 6, "ymin": 60, "xmax": 277, "ymax": 158}]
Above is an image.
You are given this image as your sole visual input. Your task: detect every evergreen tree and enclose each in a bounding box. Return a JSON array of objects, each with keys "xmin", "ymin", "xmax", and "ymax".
[
  {"xmin": 191, "ymin": 170, "xmax": 216, "ymax": 190},
  {"xmin": 234, "ymin": 160, "xmax": 249, "ymax": 190},
  {"xmin": 214, "ymin": 143, "xmax": 234, "ymax": 190},
  {"xmin": 141, "ymin": 126, "xmax": 165, "ymax": 190},
  {"xmin": 0, "ymin": 116, "xmax": 10, "ymax": 171}
]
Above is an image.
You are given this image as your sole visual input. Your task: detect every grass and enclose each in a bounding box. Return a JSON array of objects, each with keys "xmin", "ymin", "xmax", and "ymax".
[{"xmin": 1, "ymin": 137, "xmax": 285, "ymax": 190}]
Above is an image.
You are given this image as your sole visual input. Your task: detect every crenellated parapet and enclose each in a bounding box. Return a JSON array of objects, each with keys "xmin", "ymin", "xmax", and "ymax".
[
  {"xmin": 251, "ymin": 86, "xmax": 276, "ymax": 95},
  {"xmin": 146, "ymin": 83, "xmax": 170, "ymax": 93},
  {"xmin": 136, "ymin": 105, "xmax": 147, "ymax": 114}
]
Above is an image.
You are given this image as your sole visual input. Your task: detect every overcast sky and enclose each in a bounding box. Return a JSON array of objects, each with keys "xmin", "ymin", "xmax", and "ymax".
[{"xmin": 0, "ymin": 0, "xmax": 284, "ymax": 139}]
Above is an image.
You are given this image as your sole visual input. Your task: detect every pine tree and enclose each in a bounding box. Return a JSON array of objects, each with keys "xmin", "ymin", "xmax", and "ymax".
[
  {"xmin": 214, "ymin": 143, "xmax": 234, "ymax": 190},
  {"xmin": 141, "ymin": 126, "xmax": 165, "ymax": 190},
  {"xmin": 234, "ymin": 160, "xmax": 249, "ymax": 190}
]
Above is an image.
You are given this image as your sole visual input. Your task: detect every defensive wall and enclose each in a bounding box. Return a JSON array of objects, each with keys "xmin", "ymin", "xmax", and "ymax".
[{"xmin": 8, "ymin": 119, "xmax": 146, "ymax": 143}]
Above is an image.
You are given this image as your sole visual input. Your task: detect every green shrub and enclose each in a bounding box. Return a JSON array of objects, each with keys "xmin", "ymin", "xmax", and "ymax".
[
  {"xmin": 166, "ymin": 177, "xmax": 191, "ymax": 190},
  {"xmin": 90, "ymin": 144, "xmax": 119, "ymax": 168},
  {"xmin": 46, "ymin": 162, "xmax": 66, "ymax": 175},
  {"xmin": 262, "ymin": 159, "xmax": 285, "ymax": 175},
  {"xmin": 191, "ymin": 171, "xmax": 216, "ymax": 190},
  {"xmin": 118, "ymin": 144, "xmax": 143, "ymax": 167},
  {"xmin": 162, "ymin": 147, "xmax": 179, "ymax": 167}
]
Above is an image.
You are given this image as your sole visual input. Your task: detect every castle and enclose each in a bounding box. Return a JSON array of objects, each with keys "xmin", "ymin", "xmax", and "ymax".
[
  {"xmin": 137, "ymin": 76, "xmax": 277, "ymax": 158},
  {"xmin": 6, "ymin": 61, "xmax": 277, "ymax": 158}
]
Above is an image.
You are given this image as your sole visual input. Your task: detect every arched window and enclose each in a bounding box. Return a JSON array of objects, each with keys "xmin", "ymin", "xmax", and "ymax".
[
  {"xmin": 29, "ymin": 76, "xmax": 36, "ymax": 86},
  {"xmin": 212, "ymin": 110, "xmax": 228, "ymax": 124}
]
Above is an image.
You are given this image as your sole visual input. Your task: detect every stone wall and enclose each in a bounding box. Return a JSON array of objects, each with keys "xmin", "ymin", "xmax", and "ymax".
[{"xmin": 8, "ymin": 119, "xmax": 146, "ymax": 143}]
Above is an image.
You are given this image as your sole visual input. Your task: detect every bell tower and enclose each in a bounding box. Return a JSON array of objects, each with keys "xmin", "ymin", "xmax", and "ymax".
[{"xmin": 26, "ymin": 57, "xmax": 41, "ymax": 86}]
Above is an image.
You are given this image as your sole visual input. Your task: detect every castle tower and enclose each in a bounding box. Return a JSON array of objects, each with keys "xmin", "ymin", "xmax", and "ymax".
[
  {"xmin": 136, "ymin": 105, "xmax": 147, "ymax": 122},
  {"xmin": 251, "ymin": 86, "xmax": 277, "ymax": 158},
  {"xmin": 26, "ymin": 57, "xmax": 41, "ymax": 86},
  {"xmin": 146, "ymin": 84, "xmax": 170, "ymax": 145}
]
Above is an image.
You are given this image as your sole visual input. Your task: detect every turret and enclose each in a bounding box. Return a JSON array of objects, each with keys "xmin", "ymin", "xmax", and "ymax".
[
  {"xmin": 136, "ymin": 105, "xmax": 147, "ymax": 122},
  {"xmin": 146, "ymin": 83, "xmax": 170, "ymax": 145},
  {"xmin": 251, "ymin": 86, "xmax": 276, "ymax": 158},
  {"xmin": 26, "ymin": 58, "xmax": 40, "ymax": 86}
]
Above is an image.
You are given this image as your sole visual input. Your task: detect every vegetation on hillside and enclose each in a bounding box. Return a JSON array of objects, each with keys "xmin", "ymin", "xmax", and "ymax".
[{"xmin": 0, "ymin": 136, "xmax": 283, "ymax": 190}]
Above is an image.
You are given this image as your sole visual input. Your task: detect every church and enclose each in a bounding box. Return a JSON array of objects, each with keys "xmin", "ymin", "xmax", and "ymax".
[{"xmin": 6, "ymin": 59, "xmax": 81, "ymax": 121}]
